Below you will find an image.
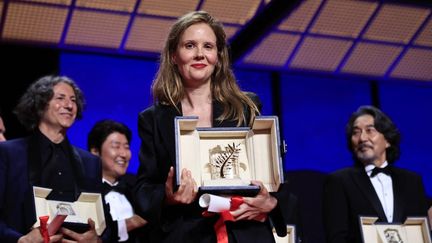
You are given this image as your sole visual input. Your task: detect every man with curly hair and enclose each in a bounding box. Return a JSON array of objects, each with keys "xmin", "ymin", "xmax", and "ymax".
[{"xmin": 0, "ymin": 75, "xmax": 106, "ymax": 243}]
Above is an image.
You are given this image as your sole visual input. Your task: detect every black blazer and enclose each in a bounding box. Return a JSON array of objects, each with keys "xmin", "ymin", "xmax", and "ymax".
[
  {"xmin": 0, "ymin": 136, "xmax": 104, "ymax": 243},
  {"xmin": 135, "ymin": 95, "xmax": 289, "ymax": 243},
  {"xmin": 322, "ymin": 165, "xmax": 428, "ymax": 243}
]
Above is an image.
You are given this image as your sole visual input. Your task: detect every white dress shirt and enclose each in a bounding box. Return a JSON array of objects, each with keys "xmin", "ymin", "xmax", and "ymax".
[
  {"xmin": 365, "ymin": 161, "xmax": 394, "ymax": 223},
  {"xmin": 103, "ymin": 178, "xmax": 134, "ymax": 241}
]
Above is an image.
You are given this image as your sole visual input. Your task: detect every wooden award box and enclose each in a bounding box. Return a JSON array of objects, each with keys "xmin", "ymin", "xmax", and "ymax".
[
  {"xmin": 360, "ymin": 216, "xmax": 431, "ymax": 243},
  {"xmin": 32, "ymin": 186, "xmax": 106, "ymax": 236},
  {"xmin": 175, "ymin": 116, "xmax": 284, "ymax": 196}
]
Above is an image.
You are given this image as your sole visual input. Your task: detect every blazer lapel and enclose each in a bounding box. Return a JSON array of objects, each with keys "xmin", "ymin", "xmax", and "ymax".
[
  {"xmin": 391, "ymin": 169, "xmax": 405, "ymax": 223},
  {"xmin": 352, "ymin": 167, "xmax": 388, "ymax": 221},
  {"xmin": 155, "ymin": 104, "xmax": 181, "ymax": 165},
  {"xmin": 70, "ymin": 146, "xmax": 86, "ymax": 198}
]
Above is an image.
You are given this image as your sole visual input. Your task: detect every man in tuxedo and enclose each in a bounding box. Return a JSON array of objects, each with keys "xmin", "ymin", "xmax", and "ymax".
[
  {"xmin": 323, "ymin": 105, "xmax": 429, "ymax": 243},
  {"xmin": 88, "ymin": 119, "xmax": 148, "ymax": 242},
  {"xmin": 0, "ymin": 75, "xmax": 105, "ymax": 242}
]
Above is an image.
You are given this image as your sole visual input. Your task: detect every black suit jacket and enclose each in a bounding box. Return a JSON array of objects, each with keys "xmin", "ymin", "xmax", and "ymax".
[
  {"xmin": 322, "ymin": 165, "xmax": 428, "ymax": 243},
  {"xmin": 0, "ymin": 136, "xmax": 105, "ymax": 242},
  {"xmin": 134, "ymin": 96, "xmax": 289, "ymax": 243}
]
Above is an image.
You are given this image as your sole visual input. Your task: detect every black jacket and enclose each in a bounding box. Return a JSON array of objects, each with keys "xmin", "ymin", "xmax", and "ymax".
[
  {"xmin": 323, "ymin": 165, "xmax": 428, "ymax": 243},
  {"xmin": 134, "ymin": 95, "xmax": 289, "ymax": 243}
]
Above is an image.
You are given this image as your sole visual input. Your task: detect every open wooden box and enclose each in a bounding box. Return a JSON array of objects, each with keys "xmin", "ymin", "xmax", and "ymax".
[
  {"xmin": 360, "ymin": 216, "xmax": 431, "ymax": 243},
  {"xmin": 175, "ymin": 116, "xmax": 284, "ymax": 196},
  {"xmin": 273, "ymin": 225, "xmax": 296, "ymax": 243},
  {"xmin": 32, "ymin": 186, "xmax": 106, "ymax": 236}
]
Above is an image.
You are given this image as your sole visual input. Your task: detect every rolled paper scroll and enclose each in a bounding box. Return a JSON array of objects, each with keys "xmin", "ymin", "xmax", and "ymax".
[{"xmin": 199, "ymin": 194, "xmax": 231, "ymax": 213}]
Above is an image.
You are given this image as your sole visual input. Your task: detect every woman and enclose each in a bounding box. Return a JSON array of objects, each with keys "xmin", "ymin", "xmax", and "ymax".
[{"xmin": 135, "ymin": 11, "xmax": 288, "ymax": 243}]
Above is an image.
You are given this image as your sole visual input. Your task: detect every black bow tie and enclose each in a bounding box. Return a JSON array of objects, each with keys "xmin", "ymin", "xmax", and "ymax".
[
  {"xmin": 370, "ymin": 166, "xmax": 392, "ymax": 177},
  {"xmin": 103, "ymin": 181, "xmax": 127, "ymax": 195}
]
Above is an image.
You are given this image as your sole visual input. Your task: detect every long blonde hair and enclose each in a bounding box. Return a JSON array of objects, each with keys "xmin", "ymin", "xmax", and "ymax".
[{"xmin": 152, "ymin": 11, "xmax": 259, "ymax": 126}]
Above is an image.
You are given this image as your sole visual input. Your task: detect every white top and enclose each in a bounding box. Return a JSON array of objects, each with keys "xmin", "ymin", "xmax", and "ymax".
[
  {"xmin": 365, "ymin": 161, "xmax": 394, "ymax": 223},
  {"xmin": 103, "ymin": 178, "xmax": 134, "ymax": 241}
]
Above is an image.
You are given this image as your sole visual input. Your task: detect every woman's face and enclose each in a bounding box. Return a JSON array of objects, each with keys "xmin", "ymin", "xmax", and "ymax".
[{"xmin": 173, "ymin": 23, "xmax": 218, "ymax": 87}]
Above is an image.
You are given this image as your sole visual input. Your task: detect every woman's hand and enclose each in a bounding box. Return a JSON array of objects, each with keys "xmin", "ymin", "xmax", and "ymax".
[
  {"xmin": 230, "ymin": 180, "xmax": 277, "ymax": 221},
  {"xmin": 165, "ymin": 166, "xmax": 198, "ymax": 205}
]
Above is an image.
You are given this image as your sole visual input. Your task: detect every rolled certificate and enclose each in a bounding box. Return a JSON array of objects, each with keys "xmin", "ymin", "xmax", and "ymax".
[{"xmin": 199, "ymin": 194, "xmax": 231, "ymax": 213}]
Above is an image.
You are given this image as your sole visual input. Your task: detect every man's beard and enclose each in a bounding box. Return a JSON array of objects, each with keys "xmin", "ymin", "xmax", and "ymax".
[{"xmin": 355, "ymin": 150, "xmax": 376, "ymax": 165}]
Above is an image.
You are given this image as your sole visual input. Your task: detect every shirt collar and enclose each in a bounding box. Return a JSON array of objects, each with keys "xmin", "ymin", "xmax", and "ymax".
[
  {"xmin": 102, "ymin": 178, "xmax": 119, "ymax": 186},
  {"xmin": 365, "ymin": 161, "xmax": 389, "ymax": 175},
  {"xmin": 35, "ymin": 129, "xmax": 69, "ymax": 149}
]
